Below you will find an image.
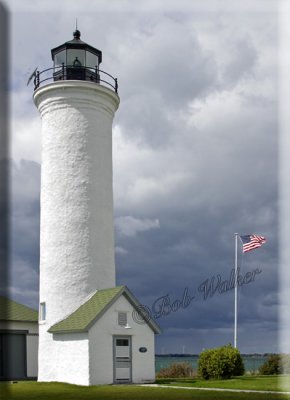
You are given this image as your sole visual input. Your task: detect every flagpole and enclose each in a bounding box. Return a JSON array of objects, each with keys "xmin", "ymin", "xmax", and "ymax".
[{"xmin": 234, "ymin": 233, "xmax": 238, "ymax": 348}]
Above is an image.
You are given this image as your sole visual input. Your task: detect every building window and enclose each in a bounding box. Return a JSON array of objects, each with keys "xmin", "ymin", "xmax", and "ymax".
[
  {"xmin": 39, "ymin": 302, "xmax": 46, "ymax": 321},
  {"xmin": 116, "ymin": 338, "xmax": 129, "ymax": 346},
  {"xmin": 118, "ymin": 312, "xmax": 127, "ymax": 327}
]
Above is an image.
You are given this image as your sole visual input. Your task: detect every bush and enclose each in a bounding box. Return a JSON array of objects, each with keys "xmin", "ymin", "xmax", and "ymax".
[
  {"xmin": 259, "ymin": 354, "xmax": 290, "ymax": 375},
  {"xmin": 259, "ymin": 355, "xmax": 281, "ymax": 375},
  {"xmin": 198, "ymin": 344, "xmax": 245, "ymax": 380},
  {"xmin": 156, "ymin": 362, "xmax": 194, "ymax": 378},
  {"xmin": 281, "ymin": 354, "xmax": 290, "ymax": 374}
]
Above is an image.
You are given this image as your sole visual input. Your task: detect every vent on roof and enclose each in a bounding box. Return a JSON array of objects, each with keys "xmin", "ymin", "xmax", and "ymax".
[{"xmin": 118, "ymin": 312, "xmax": 127, "ymax": 327}]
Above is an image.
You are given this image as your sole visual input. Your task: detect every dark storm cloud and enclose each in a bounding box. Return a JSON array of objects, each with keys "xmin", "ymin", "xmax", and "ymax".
[
  {"xmin": 115, "ymin": 122, "xmax": 278, "ymax": 353},
  {"xmin": 0, "ymin": 160, "xmax": 9, "ymax": 298},
  {"xmin": 9, "ymin": 160, "xmax": 40, "ymax": 308},
  {"xmin": 0, "ymin": 3, "xmax": 9, "ymax": 297}
]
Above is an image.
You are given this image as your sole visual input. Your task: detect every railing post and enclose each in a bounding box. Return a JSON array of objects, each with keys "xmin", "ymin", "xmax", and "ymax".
[
  {"xmin": 62, "ymin": 63, "xmax": 65, "ymax": 80},
  {"xmin": 35, "ymin": 71, "xmax": 40, "ymax": 90},
  {"xmin": 115, "ymin": 78, "xmax": 118, "ymax": 93},
  {"xmin": 95, "ymin": 66, "xmax": 100, "ymax": 83}
]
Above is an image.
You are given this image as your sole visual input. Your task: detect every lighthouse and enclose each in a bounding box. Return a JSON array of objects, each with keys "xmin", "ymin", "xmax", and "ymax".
[{"xmin": 33, "ymin": 30, "xmax": 160, "ymax": 386}]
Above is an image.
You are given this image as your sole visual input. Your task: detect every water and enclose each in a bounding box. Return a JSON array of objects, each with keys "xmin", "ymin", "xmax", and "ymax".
[{"xmin": 155, "ymin": 355, "xmax": 269, "ymax": 373}]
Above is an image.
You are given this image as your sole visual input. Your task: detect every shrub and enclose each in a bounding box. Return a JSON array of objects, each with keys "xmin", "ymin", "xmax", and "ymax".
[
  {"xmin": 259, "ymin": 354, "xmax": 290, "ymax": 375},
  {"xmin": 198, "ymin": 344, "xmax": 245, "ymax": 380},
  {"xmin": 281, "ymin": 354, "xmax": 290, "ymax": 374},
  {"xmin": 156, "ymin": 362, "xmax": 194, "ymax": 378},
  {"xmin": 259, "ymin": 355, "xmax": 281, "ymax": 375}
]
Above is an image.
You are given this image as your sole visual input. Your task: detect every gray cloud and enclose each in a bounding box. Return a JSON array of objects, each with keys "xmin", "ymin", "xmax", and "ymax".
[
  {"xmin": 115, "ymin": 216, "xmax": 160, "ymax": 237},
  {"xmin": 9, "ymin": 160, "xmax": 40, "ymax": 308}
]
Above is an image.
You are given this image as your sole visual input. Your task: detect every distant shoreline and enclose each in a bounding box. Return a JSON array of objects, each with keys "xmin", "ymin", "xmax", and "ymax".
[
  {"xmin": 155, "ymin": 353, "xmax": 279, "ymax": 357},
  {"xmin": 154, "ymin": 354, "xmax": 274, "ymax": 373}
]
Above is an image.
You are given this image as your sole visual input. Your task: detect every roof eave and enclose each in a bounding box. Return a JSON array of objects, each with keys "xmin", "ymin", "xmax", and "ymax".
[
  {"xmin": 0, "ymin": 318, "xmax": 38, "ymax": 323},
  {"xmin": 49, "ymin": 328, "xmax": 87, "ymax": 334},
  {"xmin": 122, "ymin": 287, "xmax": 162, "ymax": 335}
]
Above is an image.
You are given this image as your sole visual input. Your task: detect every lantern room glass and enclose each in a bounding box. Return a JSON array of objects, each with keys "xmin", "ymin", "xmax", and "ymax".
[
  {"xmin": 54, "ymin": 50, "xmax": 66, "ymax": 68},
  {"xmin": 67, "ymin": 49, "xmax": 85, "ymax": 67},
  {"xmin": 86, "ymin": 52, "xmax": 99, "ymax": 69}
]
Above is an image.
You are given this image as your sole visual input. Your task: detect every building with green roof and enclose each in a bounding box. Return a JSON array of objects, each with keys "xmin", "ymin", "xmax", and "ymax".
[
  {"xmin": 39, "ymin": 285, "xmax": 160, "ymax": 385},
  {"xmin": 0, "ymin": 296, "xmax": 38, "ymax": 380}
]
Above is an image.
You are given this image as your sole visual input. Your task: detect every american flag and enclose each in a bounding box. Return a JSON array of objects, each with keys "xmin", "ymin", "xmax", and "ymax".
[{"xmin": 239, "ymin": 234, "xmax": 266, "ymax": 253}]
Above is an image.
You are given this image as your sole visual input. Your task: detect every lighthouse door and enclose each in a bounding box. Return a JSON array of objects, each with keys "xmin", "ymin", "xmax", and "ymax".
[{"xmin": 113, "ymin": 336, "xmax": 132, "ymax": 383}]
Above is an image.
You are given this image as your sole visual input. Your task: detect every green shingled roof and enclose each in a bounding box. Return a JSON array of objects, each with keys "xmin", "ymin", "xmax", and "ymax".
[
  {"xmin": 49, "ymin": 286, "xmax": 125, "ymax": 334},
  {"xmin": 0, "ymin": 296, "xmax": 38, "ymax": 322},
  {"xmin": 49, "ymin": 285, "xmax": 161, "ymax": 334}
]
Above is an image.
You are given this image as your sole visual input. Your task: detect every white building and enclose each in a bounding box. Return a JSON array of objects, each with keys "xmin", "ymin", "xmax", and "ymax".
[
  {"xmin": 47, "ymin": 286, "xmax": 159, "ymax": 385},
  {"xmin": 33, "ymin": 30, "xmax": 160, "ymax": 385},
  {"xmin": 0, "ymin": 296, "xmax": 38, "ymax": 380}
]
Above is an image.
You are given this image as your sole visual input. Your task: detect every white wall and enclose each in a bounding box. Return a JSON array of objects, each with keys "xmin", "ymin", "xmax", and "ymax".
[
  {"xmin": 26, "ymin": 334, "xmax": 38, "ymax": 378},
  {"xmin": 34, "ymin": 81, "xmax": 119, "ymax": 383},
  {"xmin": 88, "ymin": 295, "xmax": 156, "ymax": 385},
  {"xmin": 52, "ymin": 333, "xmax": 89, "ymax": 386},
  {"xmin": 34, "ymin": 81, "xmax": 120, "ymax": 324},
  {"xmin": 38, "ymin": 325, "xmax": 91, "ymax": 385}
]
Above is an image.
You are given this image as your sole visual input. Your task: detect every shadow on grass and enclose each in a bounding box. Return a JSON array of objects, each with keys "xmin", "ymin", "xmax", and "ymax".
[
  {"xmin": 156, "ymin": 378, "xmax": 198, "ymax": 384},
  {"xmin": 156, "ymin": 375, "xmax": 277, "ymax": 384}
]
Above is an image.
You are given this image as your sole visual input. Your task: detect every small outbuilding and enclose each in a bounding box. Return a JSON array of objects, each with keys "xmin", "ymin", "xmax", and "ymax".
[
  {"xmin": 0, "ymin": 296, "xmax": 38, "ymax": 380},
  {"xmin": 46, "ymin": 286, "xmax": 160, "ymax": 386}
]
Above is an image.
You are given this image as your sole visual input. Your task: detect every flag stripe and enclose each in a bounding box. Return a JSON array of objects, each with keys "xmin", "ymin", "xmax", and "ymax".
[{"xmin": 239, "ymin": 234, "xmax": 266, "ymax": 253}]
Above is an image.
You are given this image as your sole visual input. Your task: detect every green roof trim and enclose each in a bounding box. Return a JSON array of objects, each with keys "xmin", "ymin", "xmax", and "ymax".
[
  {"xmin": 49, "ymin": 286, "xmax": 161, "ymax": 335},
  {"xmin": 0, "ymin": 296, "xmax": 38, "ymax": 322}
]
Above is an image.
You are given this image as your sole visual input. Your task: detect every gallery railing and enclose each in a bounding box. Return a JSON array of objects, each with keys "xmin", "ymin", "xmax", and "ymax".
[{"xmin": 28, "ymin": 64, "xmax": 118, "ymax": 93}]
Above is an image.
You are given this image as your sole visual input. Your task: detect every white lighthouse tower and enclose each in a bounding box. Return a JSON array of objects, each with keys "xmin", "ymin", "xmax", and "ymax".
[{"xmin": 33, "ymin": 30, "xmax": 160, "ymax": 386}]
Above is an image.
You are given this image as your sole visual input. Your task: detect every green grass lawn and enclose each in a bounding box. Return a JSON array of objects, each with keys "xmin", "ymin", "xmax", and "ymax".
[
  {"xmin": 156, "ymin": 375, "xmax": 290, "ymax": 392},
  {"xmin": 1, "ymin": 378, "xmax": 290, "ymax": 400}
]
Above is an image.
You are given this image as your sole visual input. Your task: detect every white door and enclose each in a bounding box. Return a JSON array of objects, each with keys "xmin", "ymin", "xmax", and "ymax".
[{"xmin": 113, "ymin": 336, "xmax": 132, "ymax": 383}]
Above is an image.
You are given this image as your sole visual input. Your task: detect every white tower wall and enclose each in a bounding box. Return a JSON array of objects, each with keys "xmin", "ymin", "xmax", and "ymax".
[{"xmin": 34, "ymin": 81, "xmax": 119, "ymax": 381}]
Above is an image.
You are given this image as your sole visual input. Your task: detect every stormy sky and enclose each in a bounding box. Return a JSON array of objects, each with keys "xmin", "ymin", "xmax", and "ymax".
[{"xmin": 5, "ymin": 0, "xmax": 280, "ymax": 353}]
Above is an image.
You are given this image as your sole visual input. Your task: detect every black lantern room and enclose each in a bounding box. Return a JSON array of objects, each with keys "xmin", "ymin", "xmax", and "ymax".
[{"xmin": 51, "ymin": 30, "xmax": 103, "ymax": 82}]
